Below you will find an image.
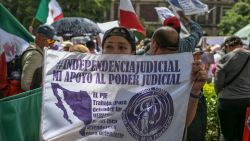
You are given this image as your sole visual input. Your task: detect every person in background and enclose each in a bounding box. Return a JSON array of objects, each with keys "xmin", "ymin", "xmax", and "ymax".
[
  {"xmin": 21, "ymin": 25, "xmax": 58, "ymax": 91},
  {"xmin": 61, "ymin": 41, "xmax": 73, "ymax": 52},
  {"xmin": 211, "ymin": 43, "xmax": 226, "ymax": 77},
  {"xmin": 215, "ymin": 36, "xmax": 250, "ymax": 141},
  {"xmin": 164, "ymin": 11, "xmax": 206, "ymax": 141},
  {"xmin": 86, "ymin": 40, "xmax": 97, "ymax": 54},
  {"xmin": 94, "ymin": 35, "xmax": 102, "ymax": 53},
  {"xmin": 163, "ymin": 11, "xmax": 203, "ymax": 53},
  {"xmin": 69, "ymin": 44, "xmax": 90, "ymax": 53},
  {"xmin": 185, "ymin": 47, "xmax": 208, "ymax": 141},
  {"xmin": 149, "ymin": 26, "xmax": 207, "ymax": 130},
  {"xmin": 136, "ymin": 38, "xmax": 151, "ymax": 55}
]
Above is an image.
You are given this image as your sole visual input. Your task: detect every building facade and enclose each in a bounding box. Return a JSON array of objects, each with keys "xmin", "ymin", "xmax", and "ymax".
[{"xmin": 106, "ymin": 0, "xmax": 237, "ymax": 35}]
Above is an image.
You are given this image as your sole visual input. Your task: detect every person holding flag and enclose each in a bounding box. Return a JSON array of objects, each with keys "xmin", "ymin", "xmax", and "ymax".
[{"xmin": 163, "ymin": 11, "xmax": 203, "ymax": 53}]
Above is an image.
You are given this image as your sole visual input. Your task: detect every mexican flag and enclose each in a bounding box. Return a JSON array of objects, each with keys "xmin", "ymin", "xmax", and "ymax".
[
  {"xmin": 35, "ymin": 0, "xmax": 64, "ymax": 24},
  {"xmin": 0, "ymin": 3, "xmax": 34, "ymax": 96},
  {"xmin": 119, "ymin": 0, "xmax": 145, "ymax": 35},
  {"xmin": 0, "ymin": 5, "xmax": 41, "ymax": 141},
  {"xmin": 0, "ymin": 3, "xmax": 34, "ymax": 62}
]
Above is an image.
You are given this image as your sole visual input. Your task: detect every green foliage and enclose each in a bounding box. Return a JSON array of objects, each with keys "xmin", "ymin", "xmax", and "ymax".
[
  {"xmin": 1, "ymin": 0, "xmax": 112, "ymax": 29},
  {"xmin": 0, "ymin": 0, "xmax": 38, "ymax": 27},
  {"xmin": 218, "ymin": 2, "xmax": 250, "ymax": 36},
  {"xmin": 203, "ymin": 83, "xmax": 220, "ymax": 141},
  {"xmin": 241, "ymin": 0, "xmax": 250, "ymax": 3},
  {"xmin": 60, "ymin": 0, "xmax": 112, "ymax": 22}
]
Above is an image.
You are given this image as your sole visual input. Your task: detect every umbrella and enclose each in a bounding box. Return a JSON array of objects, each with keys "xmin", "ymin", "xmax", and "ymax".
[
  {"xmin": 51, "ymin": 17, "xmax": 102, "ymax": 39},
  {"xmin": 234, "ymin": 24, "xmax": 250, "ymax": 39}
]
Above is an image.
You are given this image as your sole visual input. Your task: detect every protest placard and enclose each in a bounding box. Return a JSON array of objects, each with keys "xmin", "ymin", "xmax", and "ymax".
[
  {"xmin": 41, "ymin": 49, "xmax": 193, "ymax": 141},
  {"xmin": 167, "ymin": 0, "xmax": 208, "ymax": 15},
  {"xmin": 155, "ymin": 7, "xmax": 175, "ymax": 23}
]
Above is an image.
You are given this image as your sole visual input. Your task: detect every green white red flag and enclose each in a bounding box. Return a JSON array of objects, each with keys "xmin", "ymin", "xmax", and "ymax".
[
  {"xmin": 0, "ymin": 3, "xmax": 34, "ymax": 96},
  {"xmin": 35, "ymin": 0, "xmax": 64, "ymax": 24},
  {"xmin": 119, "ymin": 0, "xmax": 145, "ymax": 35}
]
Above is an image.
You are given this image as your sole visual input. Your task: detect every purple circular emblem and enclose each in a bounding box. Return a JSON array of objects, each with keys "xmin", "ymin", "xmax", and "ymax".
[{"xmin": 122, "ymin": 87, "xmax": 174, "ymax": 141}]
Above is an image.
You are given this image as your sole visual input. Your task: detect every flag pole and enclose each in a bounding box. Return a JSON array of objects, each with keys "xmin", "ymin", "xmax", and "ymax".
[
  {"xmin": 31, "ymin": 17, "xmax": 35, "ymax": 27},
  {"xmin": 29, "ymin": 17, "xmax": 35, "ymax": 34}
]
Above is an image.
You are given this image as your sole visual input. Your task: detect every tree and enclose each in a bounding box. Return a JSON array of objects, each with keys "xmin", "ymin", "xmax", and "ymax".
[
  {"xmin": 1, "ymin": 0, "xmax": 112, "ymax": 29},
  {"xmin": 241, "ymin": 0, "xmax": 250, "ymax": 3},
  {"xmin": 60, "ymin": 0, "xmax": 112, "ymax": 22},
  {"xmin": 0, "ymin": 0, "xmax": 38, "ymax": 28},
  {"xmin": 218, "ymin": 2, "xmax": 250, "ymax": 36}
]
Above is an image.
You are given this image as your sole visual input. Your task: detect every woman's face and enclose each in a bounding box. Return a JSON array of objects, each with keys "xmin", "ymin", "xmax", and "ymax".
[{"xmin": 102, "ymin": 36, "xmax": 133, "ymax": 54}]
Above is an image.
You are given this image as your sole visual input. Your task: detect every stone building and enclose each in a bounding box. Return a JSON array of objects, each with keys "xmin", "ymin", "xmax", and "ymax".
[{"xmin": 105, "ymin": 0, "xmax": 237, "ymax": 35}]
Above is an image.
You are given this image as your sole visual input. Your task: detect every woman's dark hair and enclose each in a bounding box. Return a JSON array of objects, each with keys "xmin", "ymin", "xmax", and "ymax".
[
  {"xmin": 102, "ymin": 27, "xmax": 136, "ymax": 52},
  {"xmin": 224, "ymin": 36, "xmax": 243, "ymax": 47}
]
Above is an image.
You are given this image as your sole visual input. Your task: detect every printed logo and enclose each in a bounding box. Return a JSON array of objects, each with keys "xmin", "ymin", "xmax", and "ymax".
[
  {"xmin": 122, "ymin": 87, "xmax": 174, "ymax": 141},
  {"xmin": 51, "ymin": 83, "xmax": 92, "ymax": 136}
]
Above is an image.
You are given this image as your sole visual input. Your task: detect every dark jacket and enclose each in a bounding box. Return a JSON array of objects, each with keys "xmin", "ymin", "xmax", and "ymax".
[{"xmin": 215, "ymin": 49, "xmax": 250, "ymax": 99}]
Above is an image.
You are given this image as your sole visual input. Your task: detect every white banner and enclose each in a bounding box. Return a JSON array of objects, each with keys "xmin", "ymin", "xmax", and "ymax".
[
  {"xmin": 97, "ymin": 21, "xmax": 119, "ymax": 33},
  {"xmin": 155, "ymin": 7, "xmax": 175, "ymax": 23},
  {"xmin": 154, "ymin": 7, "xmax": 189, "ymax": 35},
  {"xmin": 167, "ymin": 0, "xmax": 208, "ymax": 15},
  {"xmin": 41, "ymin": 49, "xmax": 193, "ymax": 141},
  {"xmin": 202, "ymin": 36, "xmax": 227, "ymax": 47}
]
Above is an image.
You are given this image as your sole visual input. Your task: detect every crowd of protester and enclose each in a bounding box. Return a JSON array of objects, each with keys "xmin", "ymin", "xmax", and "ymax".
[{"xmin": 1, "ymin": 10, "xmax": 250, "ymax": 141}]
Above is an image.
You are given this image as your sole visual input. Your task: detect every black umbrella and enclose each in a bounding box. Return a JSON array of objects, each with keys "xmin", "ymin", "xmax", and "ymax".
[{"xmin": 51, "ymin": 17, "xmax": 101, "ymax": 39}]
